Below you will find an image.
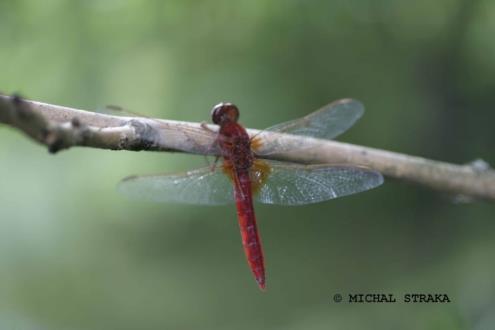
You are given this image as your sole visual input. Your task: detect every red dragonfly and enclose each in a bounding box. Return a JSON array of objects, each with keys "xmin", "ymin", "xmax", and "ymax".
[{"xmin": 118, "ymin": 99, "xmax": 383, "ymax": 290}]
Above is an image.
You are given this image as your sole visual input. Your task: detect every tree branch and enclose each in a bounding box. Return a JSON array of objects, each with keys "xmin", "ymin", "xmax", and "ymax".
[{"xmin": 1, "ymin": 94, "xmax": 494, "ymax": 202}]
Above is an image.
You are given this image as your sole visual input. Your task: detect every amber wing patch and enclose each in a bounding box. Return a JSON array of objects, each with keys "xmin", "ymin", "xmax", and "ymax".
[
  {"xmin": 250, "ymin": 136, "xmax": 263, "ymax": 152},
  {"xmin": 249, "ymin": 159, "xmax": 272, "ymax": 194},
  {"xmin": 222, "ymin": 158, "xmax": 272, "ymax": 195}
]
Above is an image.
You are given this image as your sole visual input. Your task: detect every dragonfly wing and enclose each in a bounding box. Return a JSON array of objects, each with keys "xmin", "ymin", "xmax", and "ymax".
[
  {"xmin": 252, "ymin": 160, "xmax": 383, "ymax": 205},
  {"xmin": 118, "ymin": 166, "xmax": 234, "ymax": 205},
  {"xmin": 263, "ymin": 99, "xmax": 364, "ymax": 139}
]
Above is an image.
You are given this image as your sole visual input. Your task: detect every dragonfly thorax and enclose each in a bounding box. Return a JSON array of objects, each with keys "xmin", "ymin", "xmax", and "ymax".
[
  {"xmin": 229, "ymin": 138, "xmax": 254, "ymax": 169},
  {"xmin": 216, "ymin": 120, "xmax": 254, "ymax": 170}
]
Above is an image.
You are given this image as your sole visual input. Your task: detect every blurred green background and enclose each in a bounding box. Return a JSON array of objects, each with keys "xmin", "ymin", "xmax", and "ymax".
[{"xmin": 1, "ymin": 1, "xmax": 494, "ymax": 329}]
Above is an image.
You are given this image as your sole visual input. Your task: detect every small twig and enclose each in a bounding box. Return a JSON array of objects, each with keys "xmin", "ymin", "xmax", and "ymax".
[{"xmin": 0, "ymin": 94, "xmax": 494, "ymax": 202}]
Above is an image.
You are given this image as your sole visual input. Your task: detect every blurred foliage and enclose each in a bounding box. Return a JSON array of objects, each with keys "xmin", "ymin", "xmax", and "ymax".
[{"xmin": 0, "ymin": 0, "xmax": 494, "ymax": 329}]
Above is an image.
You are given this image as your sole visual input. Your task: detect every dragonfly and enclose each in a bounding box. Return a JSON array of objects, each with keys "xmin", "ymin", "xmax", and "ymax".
[{"xmin": 118, "ymin": 99, "xmax": 384, "ymax": 291}]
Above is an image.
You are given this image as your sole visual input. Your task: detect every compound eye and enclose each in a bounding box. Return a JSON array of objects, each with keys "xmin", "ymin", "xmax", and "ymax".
[
  {"xmin": 211, "ymin": 102, "xmax": 239, "ymax": 124},
  {"xmin": 211, "ymin": 104, "xmax": 224, "ymax": 125},
  {"xmin": 226, "ymin": 104, "xmax": 239, "ymax": 122}
]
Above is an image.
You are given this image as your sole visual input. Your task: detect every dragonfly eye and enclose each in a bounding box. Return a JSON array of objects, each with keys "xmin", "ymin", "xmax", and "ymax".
[{"xmin": 211, "ymin": 102, "xmax": 239, "ymax": 125}]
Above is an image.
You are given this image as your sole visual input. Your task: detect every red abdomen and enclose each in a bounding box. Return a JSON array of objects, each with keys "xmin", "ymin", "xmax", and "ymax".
[
  {"xmin": 234, "ymin": 169, "xmax": 265, "ymax": 290},
  {"xmin": 217, "ymin": 121, "xmax": 265, "ymax": 290}
]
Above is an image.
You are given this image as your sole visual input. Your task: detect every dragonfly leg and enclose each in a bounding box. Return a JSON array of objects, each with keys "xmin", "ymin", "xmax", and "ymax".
[
  {"xmin": 196, "ymin": 123, "xmax": 222, "ymax": 169},
  {"xmin": 209, "ymin": 155, "xmax": 221, "ymax": 172}
]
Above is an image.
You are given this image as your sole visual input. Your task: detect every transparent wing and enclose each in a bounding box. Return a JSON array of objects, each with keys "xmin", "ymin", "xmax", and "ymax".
[
  {"xmin": 98, "ymin": 104, "xmax": 224, "ymax": 156},
  {"xmin": 252, "ymin": 160, "xmax": 383, "ymax": 205},
  {"xmin": 264, "ymin": 98, "xmax": 364, "ymax": 139},
  {"xmin": 118, "ymin": 167, "xmax": 234, "ymax": 205}
]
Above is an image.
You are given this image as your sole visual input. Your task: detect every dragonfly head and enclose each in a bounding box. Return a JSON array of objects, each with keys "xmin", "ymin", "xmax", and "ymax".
[{"xmin": 211, "ymin": 102, "xmax": 239, "ymax": 125}]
